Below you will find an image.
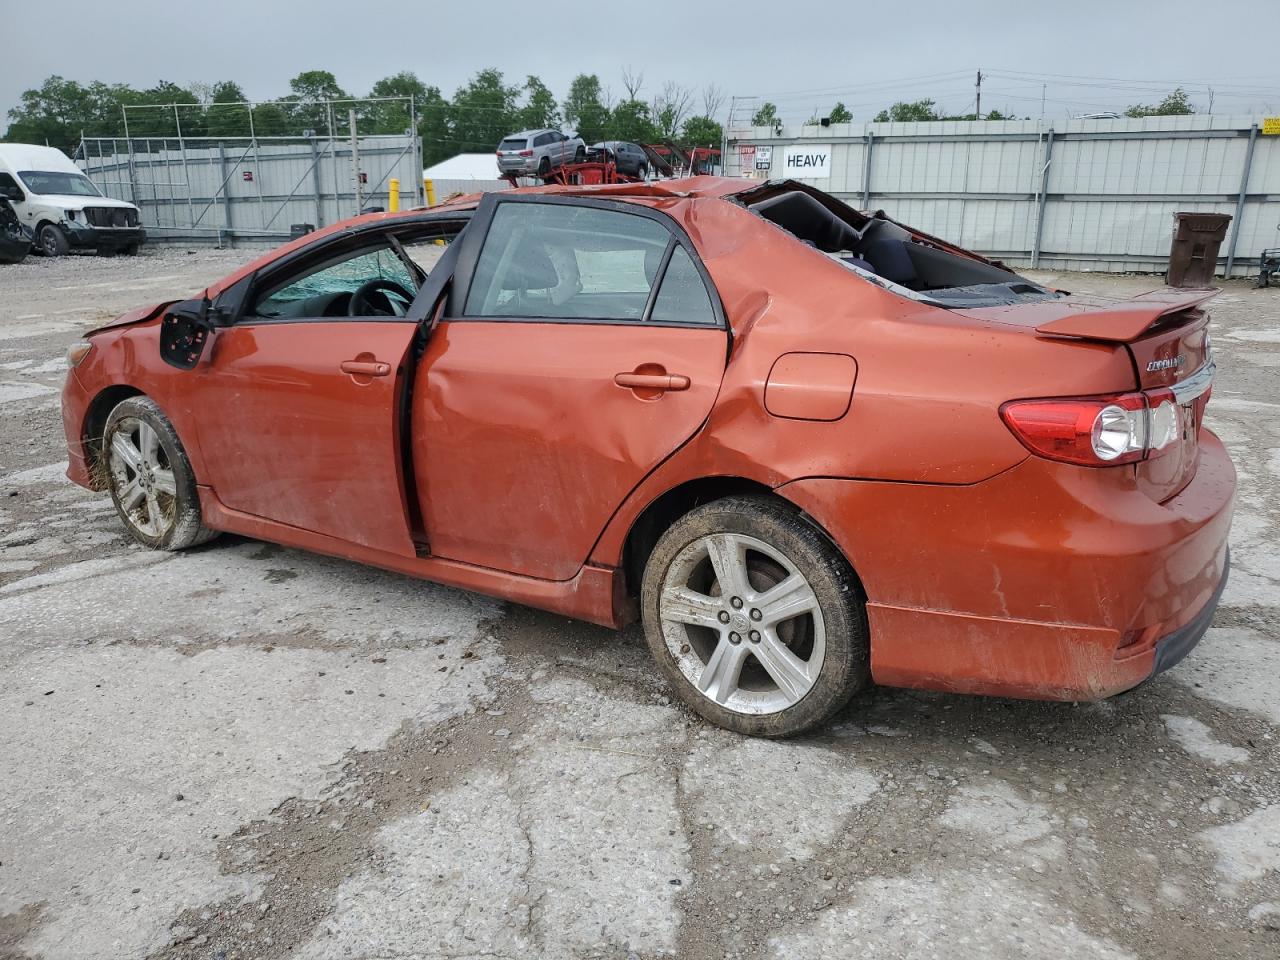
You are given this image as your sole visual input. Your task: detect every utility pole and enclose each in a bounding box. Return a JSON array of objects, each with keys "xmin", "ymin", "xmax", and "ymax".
[
  {"xmin": 1040, "ymin": 83, "xmax": 1047, "ymax": 120},
  {"xmin": 349, "ymin": 108, "xmax": 363, "ymax": 216},
  {"xmin": 975, "ymin": 69, "xmax": 983, "ymax": 119}
]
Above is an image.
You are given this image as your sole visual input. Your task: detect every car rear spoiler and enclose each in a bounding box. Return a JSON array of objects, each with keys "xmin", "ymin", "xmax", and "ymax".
[{"xmin": 1035, "ymin": 288, "xmax": 1219, "ymax": 342}]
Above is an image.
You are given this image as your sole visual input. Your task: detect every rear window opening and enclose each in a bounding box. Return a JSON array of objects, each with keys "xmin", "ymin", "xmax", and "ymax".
[
  {"xmin": 744, "ymin": 184, "xmax": 1060, "ymax": 309},
  {"xmin": 499, "ymin": 138, "xmax": 529, "ymax": 151}
]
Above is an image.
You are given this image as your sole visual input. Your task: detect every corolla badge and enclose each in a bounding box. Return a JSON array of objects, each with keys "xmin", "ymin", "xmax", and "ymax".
[{"xmin": 1147, "ymin": 355, "xmax": 1186, "ymax": 372}]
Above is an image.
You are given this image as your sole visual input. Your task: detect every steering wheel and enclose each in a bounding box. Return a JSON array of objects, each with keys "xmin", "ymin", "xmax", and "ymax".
[{"xmin": 349, "ymin": 278, "xmax": 415, "ymax": 317}]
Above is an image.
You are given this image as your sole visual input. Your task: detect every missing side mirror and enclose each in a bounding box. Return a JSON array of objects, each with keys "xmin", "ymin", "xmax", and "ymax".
[{"xmin": 159, "ymin": 298, "xmax": 212, "ymax": 370}]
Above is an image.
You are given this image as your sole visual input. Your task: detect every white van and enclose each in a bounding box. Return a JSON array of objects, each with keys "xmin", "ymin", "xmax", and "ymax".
[{"xmin": 0, "ymin": 143, "xmax": 145, "ymax": 256}]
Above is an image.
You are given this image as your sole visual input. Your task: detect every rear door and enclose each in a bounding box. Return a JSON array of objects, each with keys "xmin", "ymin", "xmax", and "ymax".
[
  {"xmin": 412, "ymin": 194, "xmax": 729, "ymax": 579},
  {"xmin": 190, "ymin": 217, "xmax": 462, "ymax": 557}
]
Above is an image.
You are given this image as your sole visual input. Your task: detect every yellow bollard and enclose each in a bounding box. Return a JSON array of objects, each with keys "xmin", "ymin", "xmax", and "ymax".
[
  {"xmin": 388, "ymin": 178, "xmax": 400, "ymax": 213},
  {"xmin": 424, "ymin": 178, "xmax": 444, "ymax": 243}
]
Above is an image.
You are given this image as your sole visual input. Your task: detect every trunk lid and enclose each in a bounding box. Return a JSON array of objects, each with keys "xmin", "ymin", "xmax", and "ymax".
[{"xmin": 960, "ymin": 288, "xmax": 1218, "ymax": 503}]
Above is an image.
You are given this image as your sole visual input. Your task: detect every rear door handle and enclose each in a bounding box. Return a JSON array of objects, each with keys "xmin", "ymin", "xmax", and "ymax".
[
  {"xmin": 341, "ymin": 359, "xmax": 391, "ymax": 377},
  {"xmin": 614, "ymin": 372, "xmax": 691, "ymax": 391}
]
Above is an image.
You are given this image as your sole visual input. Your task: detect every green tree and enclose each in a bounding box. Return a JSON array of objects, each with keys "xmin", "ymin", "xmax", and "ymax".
[
  {"xmin": 681, "ymin": 115, "xmax": 723, "ymax": 147},
  {"xmin": 1124, "ymin": 87, "xmax": 1195, "ymax": 118},
  {"xmin": 448, "ymin": 68, "xmax": 520, "ymax": 153},
  {"xmin": 366, "ymin": 71, "xmax": 428, "ymax": 135},
  {"xmin": 204, "ymin": 81, "xmax": 251, "ymax": 138},
  {"xmin": 518, "ymin": 75, "xmax": 560, "ymax": 131},
  {"xmin": 418, "ymin": 85, "xmax": 452, "ymax": 166},
  {"xmin": 828, "ymin": 102, "xmax": 853, "ymax": 124},
  {"xmin": 3, "ymin": 76, "xmax": 130, "ymax": 150},
  {"xmin": 608, "ymin": 99, "xmax": 658, "ymax": 144},
  {"xmin": 874, "ymin": 99, "xmax": 941, "ymax": 122},
  {"xmin": 751, "ymin": 102, "xmax": 778, "ymax": 127},
  {"xmin": 119, "ymin": 80, "xmax": 205, "ymax": 139},
  {"xmin": 287, "ymin": 69, "xmax": 348, "ymax": 134},
  {"xmin": 248, "ymin": 102, "xmax": 291, "ymax": 137},
  {"xmin": 563, "ymin": 74, "xmax": 611, "ymax": 143}
]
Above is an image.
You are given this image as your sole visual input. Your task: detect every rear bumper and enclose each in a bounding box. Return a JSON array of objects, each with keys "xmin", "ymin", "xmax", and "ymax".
[
  {"xmin": 778, "ymin": 429, "xmax": 1235, "ymax": 701},
  {"xmin": 1151, "ymin": 548, "xmax": 1227, "ymax": 677}
]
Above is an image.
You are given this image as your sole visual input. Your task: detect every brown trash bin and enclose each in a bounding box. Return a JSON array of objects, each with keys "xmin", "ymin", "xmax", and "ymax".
[{"xmin": 1167, "ymin": 212, "xmax": 1232, "ymax": 287}]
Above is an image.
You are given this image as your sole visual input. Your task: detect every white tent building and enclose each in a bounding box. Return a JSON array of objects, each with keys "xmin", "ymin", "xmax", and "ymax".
[{"xmin": 421, "ymin": 154, "xmax": 510, "ymax": 204}]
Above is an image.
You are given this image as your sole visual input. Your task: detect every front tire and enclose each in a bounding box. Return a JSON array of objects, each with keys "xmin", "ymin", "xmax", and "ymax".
[
  {"xmin": 37, "ymin": 224, "xmax": 69, "ymax": 257},
  {"xmin": 103, "ymin": 396, "xmax": 219, "ymax": 551},
  {"xmin": 640, "ymin": 495, "xmax": 869, "ymax": 737}
]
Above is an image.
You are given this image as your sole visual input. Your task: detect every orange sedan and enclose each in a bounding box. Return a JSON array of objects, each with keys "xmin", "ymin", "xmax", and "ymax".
[{"xmin": 60, "ymin": 177, "xmax": 1234, "ymax": 736}]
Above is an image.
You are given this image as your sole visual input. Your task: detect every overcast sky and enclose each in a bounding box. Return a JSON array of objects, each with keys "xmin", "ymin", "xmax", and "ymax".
[{"xmin": 6, "ymin": 0, "xmax": 1279, "ymax": 124}]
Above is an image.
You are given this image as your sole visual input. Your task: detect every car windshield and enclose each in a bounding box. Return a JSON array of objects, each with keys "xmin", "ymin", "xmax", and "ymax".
[{"xmin": 18, "ymin": 170, "xmax": 102, "ymax": 197}]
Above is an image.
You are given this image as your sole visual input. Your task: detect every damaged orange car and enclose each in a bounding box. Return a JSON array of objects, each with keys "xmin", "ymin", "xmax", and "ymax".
[{"xmin": 60, "ymin": 177, "xmax": 1234, "ymax": 736}]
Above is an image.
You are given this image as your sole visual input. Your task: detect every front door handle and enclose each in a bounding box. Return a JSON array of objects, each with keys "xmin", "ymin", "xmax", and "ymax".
[
  {"xmin": 341, "ymin": 359, "xmax": 391, "ymax": 377},
  {"xmin": 614, "ymin": 372, "xmax": 691, "ymax": 391}
]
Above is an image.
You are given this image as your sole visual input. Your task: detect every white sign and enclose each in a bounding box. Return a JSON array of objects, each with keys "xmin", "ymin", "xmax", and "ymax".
[
  {"xmin": 782, "ymin": 145, "xmax": 831, "ymax": 179},
  {"xmin": 755, "ymin": 146, "xmax": 773, "ymax": 164}
]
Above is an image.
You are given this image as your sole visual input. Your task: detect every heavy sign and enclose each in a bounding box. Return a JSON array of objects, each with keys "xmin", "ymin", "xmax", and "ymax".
[
  {"xmin": 1263, "ymin": 117, "xmax": 1280, "ymax": 136},
  {"xmin": 782, "ymin": 145, "xmax": 831, "ymax": 179}
]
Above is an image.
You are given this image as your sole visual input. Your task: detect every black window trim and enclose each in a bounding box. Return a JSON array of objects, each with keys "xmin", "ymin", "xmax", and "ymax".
[
  {"xmin": 447, "ymin": 192, "xmax": 727, "ymax": 331},
  {"xmin": 229, "ymin": 211, "xmax": 470, "ymax": 327}
]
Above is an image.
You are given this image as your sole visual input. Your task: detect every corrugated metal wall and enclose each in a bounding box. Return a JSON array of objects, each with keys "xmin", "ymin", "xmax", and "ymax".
[
  {"xmin": 725, "ymin": 115, "xmax": 1280, "ymax": 276},
  {"xmin": 79, "ymin": 134, "xmax": 421, "ymax": 244}
]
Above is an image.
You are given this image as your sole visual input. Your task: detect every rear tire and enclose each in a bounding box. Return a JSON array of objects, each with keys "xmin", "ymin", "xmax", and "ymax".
[
  {"xmin": 37, "ymin": 224, "xmax": 69, "ymax": 257},
  {"xmin": 637, "ymin": 163, "xmax": 648, "ymax": 181},
  {"xmin": 103, "ymin": 396, "xmax": 219, "ymax": 551},
  {"xmin": 640, "ymin": 495, "xmax": 869, "ymax": 737},
  {"xmin": 537, "ymin": 156, "xmax": 551, "ymax": 176},
  {"xmin": 574, "ymin": 146, "xmax": 585, "ymax": 163}
]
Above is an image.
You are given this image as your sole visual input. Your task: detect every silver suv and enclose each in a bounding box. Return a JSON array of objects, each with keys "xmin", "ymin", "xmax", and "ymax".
[{"xmin": 496, "ymin": 129, "xmax": 586, "ymax": 177}]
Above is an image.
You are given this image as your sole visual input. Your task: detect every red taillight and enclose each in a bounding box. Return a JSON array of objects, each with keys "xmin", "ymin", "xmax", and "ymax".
[
  {"xmin": 1001, "ymin": 390, "xmax": 1189, "ymax": 467},
  {"xmin": 519, "ymin": 149, "xmax": 533, "ymax": 157}
]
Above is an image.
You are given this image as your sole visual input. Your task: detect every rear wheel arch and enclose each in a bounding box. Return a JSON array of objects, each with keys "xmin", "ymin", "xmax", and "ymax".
[
  {"xmin": 621, "ymin": 475, "xmax": 871, "ymax": 603},
  {"xmin": 622, "ymin": 477, "xmax": 790, "ymax": 598}
]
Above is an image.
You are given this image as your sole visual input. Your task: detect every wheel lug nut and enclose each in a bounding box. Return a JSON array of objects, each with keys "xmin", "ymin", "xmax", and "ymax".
[
  {"xmin": 749, "ymin": 630, "xmax": 760, "ymax": 643},
  {"xmin": 750, "ymin": 608, "xmax": 762, "ymax": 621},
  {"xmin": 718, "ymin": 611, "xmax": 731, "ymax": 624},
  {"xmin": 730, "ymin": 596, "xmax": 743, "ymax": 609},
  {"xmin": 729, "ymin": 632, "xmax": 742, "ymax": 644}
]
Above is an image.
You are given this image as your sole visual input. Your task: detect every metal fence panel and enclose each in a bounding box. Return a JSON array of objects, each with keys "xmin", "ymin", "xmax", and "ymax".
[
  {"xmin": 725, "ymin": 115, "xmax": 1280, "ymax": 276},
  {"xmin": 79, "ymin": 134, "xmax": 422, "ymax": 245}
]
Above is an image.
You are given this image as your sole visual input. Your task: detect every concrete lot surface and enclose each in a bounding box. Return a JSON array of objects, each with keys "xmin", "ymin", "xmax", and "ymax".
[{"xmin": 0, "ymin": 249, "xmax": 1277, "ymax": 960}]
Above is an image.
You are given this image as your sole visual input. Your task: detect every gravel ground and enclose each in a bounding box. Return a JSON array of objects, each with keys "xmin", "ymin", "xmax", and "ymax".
[{"xmin": 0, "ymin": 247, "xmax": 1277, "ymax": 960}]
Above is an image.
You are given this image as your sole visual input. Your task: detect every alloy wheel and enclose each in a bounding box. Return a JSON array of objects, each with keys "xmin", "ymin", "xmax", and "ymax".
[
  {"xmin": 659, "ymin": 532, "xmax": 825, "ymax": 715},
  {"xmin": 107, "ymin": 417, "xmax": 178, "ymax": 539}
]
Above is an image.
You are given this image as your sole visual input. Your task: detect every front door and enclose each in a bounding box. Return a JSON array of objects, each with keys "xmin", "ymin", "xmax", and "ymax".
[
  {"xmin": 413, "ymin": 195, "xmax": 729, "ymax": 580},
  {"xmin": 191, "ymin": 230, "xmax": 448, "ymax": 557}
]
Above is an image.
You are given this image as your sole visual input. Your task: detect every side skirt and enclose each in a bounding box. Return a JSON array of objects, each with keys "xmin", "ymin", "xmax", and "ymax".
[{"xmin": 197, "ymin": 487, "xmax": 625, "ymax": 628}]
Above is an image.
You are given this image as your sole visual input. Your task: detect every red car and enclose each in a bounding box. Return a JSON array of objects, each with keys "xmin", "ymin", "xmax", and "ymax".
[{"xmin": 60, "ymin": 177, "xmax": 1234, "ymax": 736}]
